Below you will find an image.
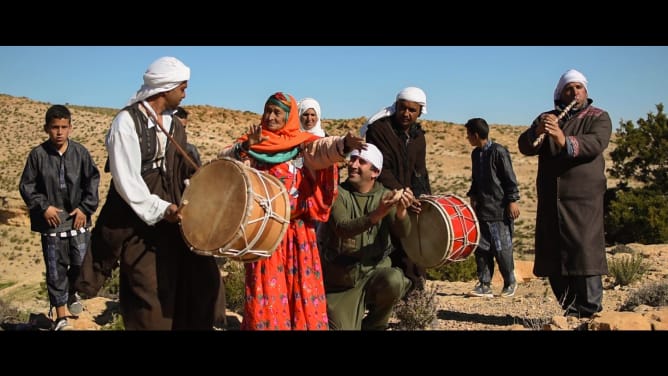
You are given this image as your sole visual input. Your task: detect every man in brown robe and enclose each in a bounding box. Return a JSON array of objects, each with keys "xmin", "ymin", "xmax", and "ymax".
[{"xmin": 518, "ymin": 69, "xmax": 612, "ymax": 318}]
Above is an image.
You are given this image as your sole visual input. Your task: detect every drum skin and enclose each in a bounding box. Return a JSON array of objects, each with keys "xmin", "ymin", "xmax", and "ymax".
[
  {"xmin": 179, "ymin": 158, "xmax": 290, "ymax": 262},
  {"xmin": 400, "ymin": 194, "xmax": 479, "ymax": 268}
]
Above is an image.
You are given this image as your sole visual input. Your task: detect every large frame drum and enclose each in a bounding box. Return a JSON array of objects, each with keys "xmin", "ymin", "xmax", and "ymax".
[
  {"xmin": 179, "ymin": 158, "xmax": 290, "ymax": 262},
  {"xmin": 401, "ymin": 194, "xmax": 479, "ymax": 268}
]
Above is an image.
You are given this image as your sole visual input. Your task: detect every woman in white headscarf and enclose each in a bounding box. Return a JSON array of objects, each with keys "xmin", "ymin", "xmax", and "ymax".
[
  {"xmin": 76, "ymin": 56, "xmax": 223, "ymax": 330},
  {"xmin": 298, "ymin": 97, "xmax": 326, "ymax": 137},
  {"xmin": 518, "ymin": 68, "xmax": 612, "ymax": 318}
]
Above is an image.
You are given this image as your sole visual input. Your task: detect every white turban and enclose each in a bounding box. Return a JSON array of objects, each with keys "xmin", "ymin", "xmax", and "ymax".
[
  {"xmin": 553, "ymin": 69, "xmax": 588, "ymax": 101},
  {"xmin": 360, "ymin": 86, "xmax": 427, "ymax": 137},
  {"xmin": 350, "ymin": 143, "xmax": 384, "ymax": 172},
  {"xmin": 297, "ymin": 98, "xmax": 326, "ymax": 137},
  {"xmin": 127, "ymin": 56, "xmax": 191, "ymax": 105}
]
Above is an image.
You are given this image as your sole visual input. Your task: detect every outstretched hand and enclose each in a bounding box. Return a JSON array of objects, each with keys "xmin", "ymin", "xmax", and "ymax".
[{"xmin": 343, "ymin": 131, "xmax": 366, "ymax": 153}]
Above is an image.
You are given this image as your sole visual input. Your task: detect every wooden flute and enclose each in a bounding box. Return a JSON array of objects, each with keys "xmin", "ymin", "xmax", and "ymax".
[{"xmin": 532, "ymin": 98, "xmax": 579, "ymax": 148}]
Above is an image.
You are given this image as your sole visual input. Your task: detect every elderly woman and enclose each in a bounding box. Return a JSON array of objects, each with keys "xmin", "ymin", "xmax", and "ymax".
[{"xmin": 219, "ymin": 92, "xmax": 364, "ymax": 330}]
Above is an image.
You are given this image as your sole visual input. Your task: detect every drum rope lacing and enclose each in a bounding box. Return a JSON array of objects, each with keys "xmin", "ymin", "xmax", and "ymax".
[
  {"xmin": 225, "ymin": 168, "xmax": 289, "ymax": 259},
  {"xmin": 445, "ymin": 197, "xmax": 478, "ymax": 263}
]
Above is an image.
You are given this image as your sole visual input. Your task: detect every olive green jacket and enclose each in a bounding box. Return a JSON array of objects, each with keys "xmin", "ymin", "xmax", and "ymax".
[{"xmin": 319, "ymin": 180, "xmax": 410, "ymax": 289}]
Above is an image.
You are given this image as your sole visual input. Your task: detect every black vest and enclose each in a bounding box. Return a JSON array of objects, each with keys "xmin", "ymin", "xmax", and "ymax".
[{"xmin": 104, "ymin": 103, "xmax": 177, "ymax": 176}]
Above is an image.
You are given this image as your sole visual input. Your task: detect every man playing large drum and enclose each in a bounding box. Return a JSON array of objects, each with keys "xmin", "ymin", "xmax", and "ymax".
[{"xmin": 318, "ymin": 144, "xmax": 414, "ymax": 330}]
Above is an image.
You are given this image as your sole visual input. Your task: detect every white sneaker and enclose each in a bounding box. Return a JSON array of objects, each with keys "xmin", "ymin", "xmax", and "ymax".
[
  {"xmin": 53, "ymin": 318, "xmax": 72, "ymax": 331},
  {"xmin": 67, "ymin": 292, "xmax": 83, "ymax": 316}
]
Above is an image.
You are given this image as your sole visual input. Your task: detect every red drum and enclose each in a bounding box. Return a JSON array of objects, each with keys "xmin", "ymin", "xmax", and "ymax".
[
  {"xmin": 400, "ymin": 194, "xmax": 480, "ymax": 268},
  {"xmin": 179, "ymin": 158, "xmax": 290, "ymax": 263}
]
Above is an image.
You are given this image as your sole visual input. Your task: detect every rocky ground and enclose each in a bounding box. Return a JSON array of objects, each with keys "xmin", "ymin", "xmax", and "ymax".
[
  {"xmin": 417, "ymin": 244, "xmax": 668, "ymax": 331},
  {"xmin": 2, "ymin": 244, "xmax": 666, "ymax": 331}
]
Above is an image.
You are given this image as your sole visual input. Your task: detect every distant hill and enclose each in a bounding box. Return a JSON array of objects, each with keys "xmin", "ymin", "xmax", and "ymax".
[{"xmin": 0, "ymin": 93, "xmax": 619, "ymax": 256}]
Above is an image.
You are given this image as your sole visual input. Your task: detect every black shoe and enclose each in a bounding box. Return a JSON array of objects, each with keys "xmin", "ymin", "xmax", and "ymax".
[
  {"xmin": 467, "ymin": 283, "xmax": 493, "ymax": 298},
  {"xmin": 500, "ymin": 282, "xmax": 517, "ymax": 298}
]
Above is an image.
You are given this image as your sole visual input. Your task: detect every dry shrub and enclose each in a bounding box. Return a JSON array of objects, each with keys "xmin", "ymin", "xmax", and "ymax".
[
  {"xmin": 427, "ymin": 256, "xmax": 477, "ymax": 282},
  {"xmin": 0, "ymin": 298, "xmax": 29, "ymax": 328},
  {"xmin": 620, "ymin": 280, "xmax": 668, "ymax": 311},
  {"xmin": 392, "ymin": 285, "xmax": 438, "ymax": 330},
  {"xmin": 610, "ymin": 244, "xmax": 635, "ymax": 254}
]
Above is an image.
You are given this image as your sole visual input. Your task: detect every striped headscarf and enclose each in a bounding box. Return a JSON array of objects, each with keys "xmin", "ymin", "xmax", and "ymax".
[{"xmin": 237, "ymin": 92, "xmax": 318, "ymax": 153}]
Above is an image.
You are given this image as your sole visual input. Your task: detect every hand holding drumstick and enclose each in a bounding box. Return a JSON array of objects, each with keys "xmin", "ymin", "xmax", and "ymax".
[
  {"xmin": 389, "ymin": 187, "xmax": 423, "ymax": 214},
  {"xmin": 381, "ymin": 187, "xmax": 416, "ymax": 219}
]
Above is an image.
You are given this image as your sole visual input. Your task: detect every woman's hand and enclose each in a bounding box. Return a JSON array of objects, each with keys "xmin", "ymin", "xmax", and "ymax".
[
  {"xmin": 343, "ymin": 131, "xmax": 366, "ymax": 153},
  {"xmin": 245, "ymin": 124, "xmax": 267, "ymax": 148}
]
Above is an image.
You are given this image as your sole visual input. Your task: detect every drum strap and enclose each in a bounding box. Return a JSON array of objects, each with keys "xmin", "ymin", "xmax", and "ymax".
[{"xmin": 139, "ymin": 102, "xmax": 199, "ymax": 171}]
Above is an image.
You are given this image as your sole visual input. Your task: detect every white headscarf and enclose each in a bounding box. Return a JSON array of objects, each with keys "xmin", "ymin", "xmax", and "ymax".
[
  {"xmin": 553, "ymin": 69, "xmax": 588, "ymax": 101},
  {"xmin": 360, "ymin": 86, "xmax": 427, "ymax": 137},
  {"xmin": 127, "ymin": 56, "xmax": 191, "ymax": 106},
  {"xmin": 297, "ymin": 97, "xmax": 326, "ymax": 137},
  {"xmin": 350, "ymin": 143, "xmax": 384, "ymax": 172}
]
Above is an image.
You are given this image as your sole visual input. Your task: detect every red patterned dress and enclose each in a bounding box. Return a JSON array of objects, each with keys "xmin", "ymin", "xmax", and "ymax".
[{"xmin": 241, "ymin": 160, "xmax": 338, "ymax": 330}]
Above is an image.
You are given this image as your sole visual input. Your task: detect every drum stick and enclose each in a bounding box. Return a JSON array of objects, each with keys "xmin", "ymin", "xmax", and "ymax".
[
  {"xmin": 532, "ymin": 98, "xmax": 578, "ymax": 148},
  {"xmin": 399, "ymin": 187, "xmax": 420, "ymax": 207}
]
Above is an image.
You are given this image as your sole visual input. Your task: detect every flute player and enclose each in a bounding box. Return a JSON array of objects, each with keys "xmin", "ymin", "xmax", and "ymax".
[{"xmin": 518, "ymin": 69, "xmax": 612, "ymax": 318}]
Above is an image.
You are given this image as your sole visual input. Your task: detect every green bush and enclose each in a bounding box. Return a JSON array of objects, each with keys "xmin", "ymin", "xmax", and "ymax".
[
  {"xmin": 605, "ymin": 188, "xmax": 668, "ymax": 244},
  {"xmin": 223, "ymin": 261, "xmax": 245, "ymax": 314},
  {"xmin": 606, "ymin": 103, "xmax": 668, "ymax": 244},
  {"xmin": 608, "ymin": 253, "xmax": 647, "ymax": 286},
  {"xmin": 98, "ymin": 267, "xmax": 120, "ymax": 299},
  {"xmin": 101, "ymin": 313, "xmax": 125, "ymax": 330},
  {"xmin": 620, "ymin": 280, "xmax": 668, "ymax": 311},
  {"xmin": 426, "ymin": 256, "xmax": 477, "ymax": 282}
]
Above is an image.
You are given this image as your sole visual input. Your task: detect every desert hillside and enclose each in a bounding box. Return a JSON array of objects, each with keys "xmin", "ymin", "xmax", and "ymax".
[{"xmin": 0, "ymin": 93, "xmax": 623, "ymax": 321}]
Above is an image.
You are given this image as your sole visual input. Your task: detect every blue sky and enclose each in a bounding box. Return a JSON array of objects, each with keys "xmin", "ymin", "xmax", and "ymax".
[{"xmin": 1, "ymin": 46, "xmax": 666, "ymax": 127}]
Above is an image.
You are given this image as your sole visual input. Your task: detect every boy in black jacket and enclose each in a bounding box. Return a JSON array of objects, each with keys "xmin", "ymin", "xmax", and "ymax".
[{"xmin": 465, "ymin": 118, "xmax": 520, "ymax": 298}]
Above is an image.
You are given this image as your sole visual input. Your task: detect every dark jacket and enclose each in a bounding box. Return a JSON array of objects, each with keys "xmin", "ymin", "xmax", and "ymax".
[
  {"xmin": 518, "ymin": 99, "xmax": 612, "ymax": 276},
  {"xmin": 365, "ymin": 116, "xmax": 431, "ymax": 197},
  {"xmin": 466, "ymin": 141, "xmax": 520, "ymax": 222},
  {"xmin": 19, "ymin": 139, "xmax": 100, "ymax": 233}
]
